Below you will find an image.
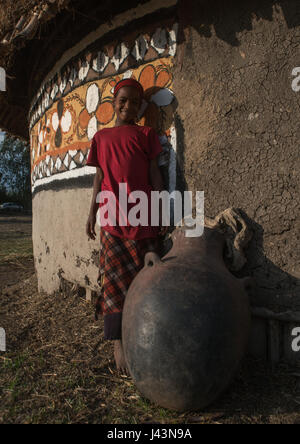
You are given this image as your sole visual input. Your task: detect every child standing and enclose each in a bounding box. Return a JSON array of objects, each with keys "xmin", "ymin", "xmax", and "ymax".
[{"xmin": 86, "ymin": 79, "xmax": 165, "ymax": 374}]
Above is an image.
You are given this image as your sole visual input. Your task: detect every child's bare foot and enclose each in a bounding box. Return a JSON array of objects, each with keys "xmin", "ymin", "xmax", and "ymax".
[{"xmin": 114, "ymin": 340, "xmax": 129, "ymax": 375}]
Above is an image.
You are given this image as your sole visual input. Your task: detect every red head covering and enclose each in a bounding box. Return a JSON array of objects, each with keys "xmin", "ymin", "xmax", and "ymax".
[{"xmin": 113, "ymin": 78, "xmax": 144, "ymax": 99}]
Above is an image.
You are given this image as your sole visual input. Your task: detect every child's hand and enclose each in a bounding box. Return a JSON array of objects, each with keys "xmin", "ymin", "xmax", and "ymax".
[{"xmin": 86, "ymin": 213, "xmax": 97, "ymax": 240}]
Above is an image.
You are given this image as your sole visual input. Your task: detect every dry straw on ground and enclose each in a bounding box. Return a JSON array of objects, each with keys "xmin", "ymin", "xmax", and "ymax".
[
  {"xmin": 0, "ymin": 216, "xmax": 300, "ymax": 423},
  {"xmin": 1, "ymin": 268, "xmax": 300, "ymax": 424}
]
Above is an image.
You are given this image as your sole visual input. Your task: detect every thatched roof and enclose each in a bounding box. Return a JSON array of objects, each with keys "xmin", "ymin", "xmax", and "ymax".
[
  {"xmin": 0, "ymin": 0, "xmax": 71, "ymax": 139},
  {"xmin": 0, "ymin": 0, "xmax": 158, "ymax": 139},
  {"xmin": 0, "ymin": 0, "xmax": 69, "ymax": 40}
]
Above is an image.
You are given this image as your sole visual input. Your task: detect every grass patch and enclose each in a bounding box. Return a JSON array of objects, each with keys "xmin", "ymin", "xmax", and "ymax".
[
  {"xmin": 0, "ymin": 237, "xmax": 33, "ymax": 264},
  {"xmin": 1, "ymin": 275, "xmax": 300, "ymax": 424}
]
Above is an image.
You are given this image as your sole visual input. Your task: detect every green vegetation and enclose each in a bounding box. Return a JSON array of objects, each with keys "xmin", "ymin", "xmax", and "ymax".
[
  {"xmin": 0, "ymin": 134, "xmax": 31, "ymax": 209},
  {"xmin": 0, "ymin": 237, "xmax": 33, "ymax": 264},
  {"xmin": 0, "ymin": 215, "xmax": 33, "ymax": 264}
]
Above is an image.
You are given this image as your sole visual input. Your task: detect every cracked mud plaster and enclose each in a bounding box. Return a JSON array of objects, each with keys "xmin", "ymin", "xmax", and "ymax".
[
  {"xmin": 173, "ymin": 0, "xmax": 299, "ymax": 309},
  {"xmin": 91, "ymin": 250, "xmax": 100, "ymax": 268},
  {"xmin": 76, "ymin": 256, "xmax": 90, "ymax": 268}
]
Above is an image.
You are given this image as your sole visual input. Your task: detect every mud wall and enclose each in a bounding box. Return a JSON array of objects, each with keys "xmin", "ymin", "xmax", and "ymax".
[
  {"xmin": 30, "ymin": 0, "xmax": 300, "ymax": 361},
  {"xmin": 173, "ymin": 0, "xmax": 300, "ymax": 312}
]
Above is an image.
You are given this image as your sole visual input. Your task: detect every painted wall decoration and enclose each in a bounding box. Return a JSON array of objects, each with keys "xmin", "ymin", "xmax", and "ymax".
[{"xmin": 30, "ymin": 23, "xmax": 178, "ymax": 192}]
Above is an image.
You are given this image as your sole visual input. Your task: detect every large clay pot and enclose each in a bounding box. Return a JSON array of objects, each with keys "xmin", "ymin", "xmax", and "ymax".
[{"xmin": 122, "ymin": 215, "xmax": 252, "ymax": 411}]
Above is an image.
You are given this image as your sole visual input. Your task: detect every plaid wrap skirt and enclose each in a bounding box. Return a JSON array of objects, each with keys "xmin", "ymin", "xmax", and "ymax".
[{"xmin": 96, "ymin": 228, "xmax": 158, "ymax": 340}]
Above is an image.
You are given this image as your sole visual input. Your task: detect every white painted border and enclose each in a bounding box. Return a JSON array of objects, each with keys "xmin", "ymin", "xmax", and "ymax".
[
  {"xmin": 32, "ymin": 124, "xmax": 178, "ymax": 194},
  {"xmin": 32, "ymin": 166, "xmax": 96, "ymax": 192}
]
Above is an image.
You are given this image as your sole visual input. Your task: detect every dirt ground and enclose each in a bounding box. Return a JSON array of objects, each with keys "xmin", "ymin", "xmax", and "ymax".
[
  {"xmin": 0, "ymin": 214, "xmax": 33, "ymax": 290},
  {"xmin": 0, "ymin": 216, "xmax": 300, "ymax": 424}
]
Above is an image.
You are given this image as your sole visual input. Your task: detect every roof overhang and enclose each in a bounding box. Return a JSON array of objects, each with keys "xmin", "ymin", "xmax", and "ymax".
[{"xmin": 0, "ymin": 0, "xmax": 170, "ymax": 139}]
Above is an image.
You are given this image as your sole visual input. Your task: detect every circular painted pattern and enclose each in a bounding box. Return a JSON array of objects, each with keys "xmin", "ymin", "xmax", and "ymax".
[{"xmin": 30, "ymin": 23, "xmax": 179, "ymax": 189}]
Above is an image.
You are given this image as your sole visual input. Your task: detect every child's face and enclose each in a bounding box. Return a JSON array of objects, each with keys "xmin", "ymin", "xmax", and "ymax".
[{"xmin": 114, "ymin": 86, "xmax": 142, "ymax": 125}]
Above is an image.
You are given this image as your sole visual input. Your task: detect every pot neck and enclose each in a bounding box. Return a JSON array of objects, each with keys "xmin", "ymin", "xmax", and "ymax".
[{"xmin": 171, "ymin": 227, "xmax": 225, "ymax": 256}]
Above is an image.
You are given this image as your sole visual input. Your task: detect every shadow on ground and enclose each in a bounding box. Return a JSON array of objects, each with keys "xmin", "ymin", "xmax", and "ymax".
[{"xmin": 1, "ymin": 271, "xmax": 300, "ymax": 424}]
